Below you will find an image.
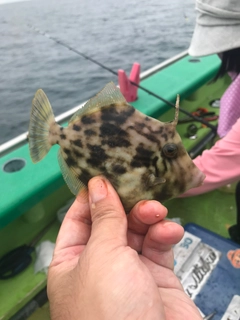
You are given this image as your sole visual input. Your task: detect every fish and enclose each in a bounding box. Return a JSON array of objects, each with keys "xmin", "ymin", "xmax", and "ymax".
[{"xmin": 28, "ymin": 82, "xmax": 205, "ymax": 213}]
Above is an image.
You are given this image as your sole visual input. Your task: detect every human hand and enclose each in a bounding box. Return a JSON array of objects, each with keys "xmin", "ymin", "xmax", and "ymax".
[{"xmin": 47, "ymin": 176, "xmax": 202, "ymax": 320}]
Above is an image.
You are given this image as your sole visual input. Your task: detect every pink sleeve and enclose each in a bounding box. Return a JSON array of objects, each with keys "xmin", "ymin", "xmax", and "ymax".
[{"xmin": 181, "ymin": 117, "xmax": 240, "ymax": 197}]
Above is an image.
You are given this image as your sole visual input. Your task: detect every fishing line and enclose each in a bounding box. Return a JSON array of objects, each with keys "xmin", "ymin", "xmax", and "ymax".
[{"xmin": 28, "ymin": 24, "xmax": 217, "ymax": 131}]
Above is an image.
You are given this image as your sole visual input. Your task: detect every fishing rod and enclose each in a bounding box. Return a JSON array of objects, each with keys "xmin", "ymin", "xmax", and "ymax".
[{"xmin": 28, "ymin": 24, "xmax": 217, "ymax": 131}]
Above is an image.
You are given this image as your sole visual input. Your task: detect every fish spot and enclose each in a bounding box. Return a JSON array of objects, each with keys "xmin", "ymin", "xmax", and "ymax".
[
  {"xmin": 152, "ymin": 156, "xmax": 159, "ymax": 176},
  {"xmin": 130, "ymin": 122, "xmax": 160, "ymax": 145},
  {"xmin": 103, "ymin": 171, "xmax": 118, "ymax": 187},
  {"xmin": 87, "ymin": 144, "xmax": 106, "ymax": 154},
  {"xmin": 84, "ymin": 129, "xmax": 97, "ymax": 136},
  {"xmin": 130, "ymin": 159, "xmax": 142, "ymax": 168},
  {"xmin": 136, "ymin": 144, "xmax": 154, "ymax": 158},
  {"xmin": 112, "ymin": 164, "xmax": 127, "ymax": 174},
  {"xmin": 168, "ymin": 130, "xmax": 175, "ymax": 139},
  {"xmin": 143, "ymin": 133, "xmax": 159, "ymax": 143},
  {"xmin": 60, "ymin": 127, "xmax": 64, "ymax": 131},
  {"xmin": 102, "ymin": 138, "xmax": 131, "ymax": 148},
  {"xmin": 136, "ymin": 122, "xmax": 145, "ymax": 129},
  {"xmin": 73, "ymin": 124, "xmax": 81, "ymax": 131},
  {"xmin": 130, "ymin": 144, "xmax": 154, "ymax": 168},
  {"xmin": 161, "ymin": 133, "xmax": 168, "ymax": 141},
  {"xmin": 100, "ymin": 123, "xmax": 127, "ymax": 137},
  {"xmin": 145, "ymin": 116, "xmax": 150, "ymax": 121},
  {"xmin": 64, "ymin": 148, "xmax": 71, "ymax": 155},
  {"xmin": 66, "ymin": 157, "xmax": 77, "ymax": 167},
  {"xmin": 81, "ymin": 115, "xmax": 96, "ymax": 124},
  {"xmin": 158, "ymin": 127, "xmax": 164, "ymax": 134},
  {"xmin": 115, "ymin": 139, "xmax": 131, "ymax": 147},
  {"xmin": 87, "ymin": 144, "xmax": 109, "ymax": 167},
  {"xmin": 74, "ymin": 150, "xmax": 83, "ymax": 158},
  {"xmin": 60, "ymin": 134, "xmax": 66, "ymax": 140},
  {"xmin": 162, "ymin": 158, "xmax": 168, "ymax": 173},
  {"xmin": 78, "ymin": 168, "xmax": 92, "ymax": 185},
  {"xmin": 101, "ymin": 104, "xmax": 135, "ymax": 124},
  {"xmin": 72, "ymin": 139, "xmax": 83, "ymax": 148}
]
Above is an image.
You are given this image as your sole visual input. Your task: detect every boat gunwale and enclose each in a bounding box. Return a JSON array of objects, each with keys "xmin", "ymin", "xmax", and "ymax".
[{"xmin": 0, "ymin": 50, "xmax": 188, "ymax": 157}]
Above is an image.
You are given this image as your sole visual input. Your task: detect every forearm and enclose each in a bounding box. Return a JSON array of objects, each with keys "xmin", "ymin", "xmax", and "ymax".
[{"xmin": 182, "ymin": 118, "xmax": 240, "ymax": 197}]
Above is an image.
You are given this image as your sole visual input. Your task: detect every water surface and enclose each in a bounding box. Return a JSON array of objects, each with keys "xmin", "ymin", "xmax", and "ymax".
[{"xmin": 0, "ymin": 0, "xmax": 196, "ymax": 144}]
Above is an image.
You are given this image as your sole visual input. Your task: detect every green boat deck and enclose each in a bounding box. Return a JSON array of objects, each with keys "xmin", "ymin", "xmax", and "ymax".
[
  {"xmin": 0, "ymin": 54, "xmax": 237, "ymax": 319},
  {"xmin": 0, "ymin": 54, "xmax": 223, "ymax": 229}
]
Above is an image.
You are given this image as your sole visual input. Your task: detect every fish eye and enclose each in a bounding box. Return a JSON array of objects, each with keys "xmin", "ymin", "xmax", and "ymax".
[{"xmin": 162, "ymin": 143, "xmax": 178, "ymax": 158}]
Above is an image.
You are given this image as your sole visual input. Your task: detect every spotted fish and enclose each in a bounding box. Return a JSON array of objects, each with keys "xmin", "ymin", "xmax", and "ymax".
[{"xmin": 29, "ymin": 82, "xmax": 205, "ymax": 212}]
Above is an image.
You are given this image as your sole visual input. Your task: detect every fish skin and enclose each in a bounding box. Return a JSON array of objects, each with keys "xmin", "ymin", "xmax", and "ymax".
[{"xmin": 29, "ymin": 82, "xmax": 205, "ymax": 213}]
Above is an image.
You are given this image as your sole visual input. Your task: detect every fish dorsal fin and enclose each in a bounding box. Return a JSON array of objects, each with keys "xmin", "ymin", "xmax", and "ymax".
[
  {"xmin": 69, "ymin": 82, "xmax": 127, "ymax": 124},
  {"xmin": 58, "ymin": 149, "xmax": 86, "ymax": 196}
]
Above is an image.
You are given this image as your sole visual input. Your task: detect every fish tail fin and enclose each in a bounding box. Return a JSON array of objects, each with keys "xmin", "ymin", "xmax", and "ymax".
[{"xmin": 29, "ymin": 89, "xmax": 56, "ymax": 163}]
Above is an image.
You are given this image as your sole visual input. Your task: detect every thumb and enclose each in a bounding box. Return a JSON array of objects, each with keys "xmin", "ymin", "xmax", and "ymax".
[{"xmin": 88, "ymin": 176, "xmax": 127, "ymax": 245}]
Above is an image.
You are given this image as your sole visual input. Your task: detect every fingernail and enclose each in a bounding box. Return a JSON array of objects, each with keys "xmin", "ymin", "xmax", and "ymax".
[{"xmin": 89, "ymin": 177, "xmax": 108, "ymax": 204}]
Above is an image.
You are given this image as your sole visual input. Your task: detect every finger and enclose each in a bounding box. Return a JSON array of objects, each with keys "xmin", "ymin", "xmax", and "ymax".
[
  {"xmin": 142, "ymin": 220, "xmax": 184, "ymax": 269},
  {"xmin": 53, "ymin": 188, "xmax": 91, "ymax": 258},
  {"xmin": 140, "ymin": 256, "xmax": 183, "ymax": 290},
  {"xmin": 88, "ymin": 176, "xmax": 127, "ymax": 246},
  {"xmin": 127, "ymin": 200, "xmax": 168, "ymax": 252}
]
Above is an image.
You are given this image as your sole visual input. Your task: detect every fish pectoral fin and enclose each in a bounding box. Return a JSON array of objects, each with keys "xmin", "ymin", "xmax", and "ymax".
[
  {"xmin": 69, "ymin": 82, "xmax": 127, "ymax": 124},
  {"xmin": 146, "ymin": 173, "xmax": 166, "ymax": 188},
  {"xmin": 58, "ymin": 149, "xmax": 86, "ymax": 197}
]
